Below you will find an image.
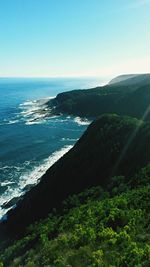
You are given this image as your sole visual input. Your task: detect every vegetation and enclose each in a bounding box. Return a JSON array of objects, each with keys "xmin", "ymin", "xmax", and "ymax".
[
  {"xmin": 0, "ymin": 164, "xmax": 150, "ymax": 266},
  {"xmin": 49, "ymin": 74, "xmax": 150, "ymax": 119}
]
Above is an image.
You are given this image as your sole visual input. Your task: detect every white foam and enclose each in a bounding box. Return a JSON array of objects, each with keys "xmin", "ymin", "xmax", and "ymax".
[
  {"xmin": 0, "ymin": 145, "xmax": 73, "ymax": 219},
  {"xmin": 0, "ymin": 165, "xmax": 23, "ymax": 171},
  {"xmin": 0, "ymin": 187, "xmax": 21, "ymax": 219},
  {"xmin": 0, "ymin": 119, "xmax": 19, "ymax": 125},
  {"xmin": 20, "ymin": 96, "xmax": 55, "ymax": 109},
  {"xmin": 18, "ymin": 145, "xmax": 73, "ymax": 189},
  {"xmin": 25, "ymin": 119, "xmax": 46, "ymax": 125},
  {"xmin": 7, "ymin": 120, "xmax": 19, "ymax": 124},
  {"xmin": 0, "ymin": 181, "xmax": 15, "ymax": 186},
  {"xmin": 74, "ymin": 117, "xmax": 91, "ymax": 126},
  {"xmin": 47, "ymin": 115, "xmax": 59, "ymax": 120},
  {"xmin": 19, "ymin": 97, "xmax": 55, "ymax": 125},
  {"xmin": 20, "ymin": 109, "xmax": 40, "ymax": 117},
  {"xmin": 61, "ymin": 137, "xmax": 78, "ymax": 142},
  {"xmin": 20, "ymin": 100, "xmax": 35, "ymax": 106}
]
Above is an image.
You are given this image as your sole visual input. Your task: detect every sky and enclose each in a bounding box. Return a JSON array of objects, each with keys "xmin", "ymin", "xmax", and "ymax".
[{"xmin": 0, "ymin": 0, "xmax": 150, "ymax": 78}]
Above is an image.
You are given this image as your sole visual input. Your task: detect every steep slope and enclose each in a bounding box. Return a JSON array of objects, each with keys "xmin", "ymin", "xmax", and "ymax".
[{"xmin": 3, "ymin": 114, "xmax": 150, "ymax": 233}]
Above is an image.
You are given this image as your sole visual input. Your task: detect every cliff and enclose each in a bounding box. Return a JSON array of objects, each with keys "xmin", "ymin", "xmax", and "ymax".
[{"xmin": 4, "ymin": 114, "xmax": 150, "ymax": 233}]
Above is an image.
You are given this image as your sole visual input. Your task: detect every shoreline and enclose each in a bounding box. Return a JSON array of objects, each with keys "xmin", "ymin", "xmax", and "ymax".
[{"xmin": 0, "ymin": 144, "xmax": 74, "ymax": 221}]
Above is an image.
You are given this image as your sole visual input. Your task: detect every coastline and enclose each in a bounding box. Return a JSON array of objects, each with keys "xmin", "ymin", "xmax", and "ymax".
[{"xmin": 0, "ymin": 92, "xmax": 92, "ymax": 220}]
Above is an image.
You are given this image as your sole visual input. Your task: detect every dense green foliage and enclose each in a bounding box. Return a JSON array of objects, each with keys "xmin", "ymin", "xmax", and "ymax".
[
  {"xmin": 1, "ymin": 165, "xmax": 150, "ymax": 266},
  {"xmin": 49, "ymin": 74, "xmax": 150, "ymax": 119}
]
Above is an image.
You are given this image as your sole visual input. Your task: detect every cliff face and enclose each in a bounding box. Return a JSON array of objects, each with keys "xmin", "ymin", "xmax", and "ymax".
[{"xmin": 4, "ymin": 114, "xmax": 150, "ymax": 233}]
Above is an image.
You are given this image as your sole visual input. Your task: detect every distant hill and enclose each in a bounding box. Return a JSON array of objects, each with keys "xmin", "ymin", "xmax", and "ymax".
[
  {"xmin": 4, "ymin": 114, "xmax": 150, "ymax": 233},
  {"xmin": 109, "ymin": 74, "xmax": 138, "ymax": 85}
]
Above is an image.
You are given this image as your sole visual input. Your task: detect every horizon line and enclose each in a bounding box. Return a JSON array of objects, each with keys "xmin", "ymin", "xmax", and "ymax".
[
  {"xmin": 0, "ymin": 71, "xmax": 149, "ymax": 78},
  {"xmin": 0, "ymin": 74, "xmax": 109, "ymax": 79},
  {"xmin": 0, "ymin": 72, "xmax": 149, "ymax": 80}
]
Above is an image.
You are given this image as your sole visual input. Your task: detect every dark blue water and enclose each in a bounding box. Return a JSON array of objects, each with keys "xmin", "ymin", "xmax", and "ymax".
[{"xmin": 0, "ymin": 77, "xmax": 105, "ymax": 217}]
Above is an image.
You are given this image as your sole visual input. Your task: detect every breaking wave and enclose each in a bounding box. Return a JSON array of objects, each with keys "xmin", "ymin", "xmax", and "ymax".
[
  {"xmin": 19, "ymin": 97, "xmax": 55, "ymax": 125},
  {"xmin": 74, "ymin": 116, "xmax": 91, "ymax": 126},
  {"xmin": 0, "ymin": 145, "xmax": 73, "ymax": 219}
]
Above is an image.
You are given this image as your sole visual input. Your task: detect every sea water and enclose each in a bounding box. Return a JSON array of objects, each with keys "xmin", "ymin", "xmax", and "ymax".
[{"xmin": 0, "ymin": 77, "xmax": 105, "ymax": 218}]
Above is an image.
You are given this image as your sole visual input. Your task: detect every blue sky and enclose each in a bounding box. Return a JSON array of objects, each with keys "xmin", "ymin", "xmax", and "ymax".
[{"xmin": 0, "ymin": 0, "xmax": 150, "ymax": 77}]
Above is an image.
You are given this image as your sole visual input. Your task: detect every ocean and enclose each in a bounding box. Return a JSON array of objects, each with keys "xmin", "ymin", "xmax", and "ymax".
[{"xmin": 0, "ymin": 77, "xmax": 105, "ymax": 219}]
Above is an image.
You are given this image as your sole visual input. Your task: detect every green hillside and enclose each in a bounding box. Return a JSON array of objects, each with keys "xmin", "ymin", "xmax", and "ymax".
[
  {"xmin": 3, "ymin": 114, "xmax": 150, "ymax": 234},
  {"xmin": 1, "ymin": 165, "xmax": 150, "ymax": 266},
  {"xmin": 1, "ymin": 111, "xmax": 150, "ymax": 266}
]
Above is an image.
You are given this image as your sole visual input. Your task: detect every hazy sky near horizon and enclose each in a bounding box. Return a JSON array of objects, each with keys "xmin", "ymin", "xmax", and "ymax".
[{"xmin": 0, "ymin": 0, "xmax": 150, "ymax": 78}]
